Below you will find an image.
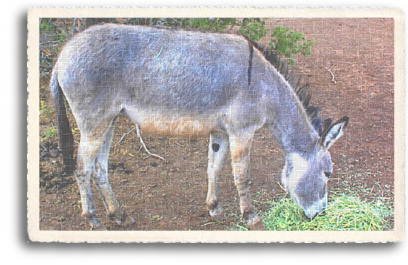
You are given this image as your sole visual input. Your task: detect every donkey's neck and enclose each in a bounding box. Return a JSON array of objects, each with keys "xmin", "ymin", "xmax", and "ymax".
[{"xmin": 263, "ymin": 70, "xmax": 319, "ymax": 155}]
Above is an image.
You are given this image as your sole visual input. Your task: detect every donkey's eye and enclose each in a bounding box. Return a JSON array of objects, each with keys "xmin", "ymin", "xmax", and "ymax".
[{"xmin": 324, "ymin": 172, "xmax": 332, "ymax": 178}]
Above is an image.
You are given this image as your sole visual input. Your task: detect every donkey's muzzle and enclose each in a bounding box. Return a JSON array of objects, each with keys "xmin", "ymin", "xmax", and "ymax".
[{"xmin": 304, "ymin": 198, "xmax": 327, "ymax": 219}]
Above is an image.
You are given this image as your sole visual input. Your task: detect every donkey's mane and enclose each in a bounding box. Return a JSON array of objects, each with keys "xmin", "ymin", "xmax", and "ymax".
[
  {"xmin": 248, "ymin": 40, "xmax": 323, "ymax": 136},
  {"xmin": 249, "ymin": 41, "xmax": 310, "ymax": 109}
]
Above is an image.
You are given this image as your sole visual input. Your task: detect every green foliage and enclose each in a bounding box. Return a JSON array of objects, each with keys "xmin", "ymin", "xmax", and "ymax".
[
  {"xmin": 42, "ymin": 127, "xmax": 58, "ymax": 141},
  {"xmin": 262, "ymin": 195, "xmax": 392, "ymax": 231},
  {"xmin": 40, "ymin": 19, "xmax": 53, "ymax": 32},
  {"xmin": 238, "ymin": 18, "xmax": 267, "ymax": 41},
  {"xmin": 189, "ymin": 18, "xmax": 236, "ymax": 31},
  {"xmin": 269, "ymin": 26, "xmax": 315, "ymax": 65},
  {"xmin": 40, "ymin": 18, "xmax": 67, "ymax": 51}
]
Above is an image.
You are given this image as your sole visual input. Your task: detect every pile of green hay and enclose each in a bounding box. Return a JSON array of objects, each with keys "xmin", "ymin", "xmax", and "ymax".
[{"xmin": 263, "ymin": 195, "xmax": 392, "ymax": 231}]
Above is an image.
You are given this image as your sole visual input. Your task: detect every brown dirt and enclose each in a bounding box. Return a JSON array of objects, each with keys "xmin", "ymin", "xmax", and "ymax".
[{"xmin": 39, "ymin": 18, "xmax": 394, "ymax": 231}]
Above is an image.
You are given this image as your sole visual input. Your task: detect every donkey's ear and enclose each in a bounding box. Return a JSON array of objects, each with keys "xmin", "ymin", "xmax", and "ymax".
[
  {"xmin": 322, "ymin": 118, "xmax": 333, "ymax": 134},
  {"xmin": 320, "ymin": 116, "xmax": 349, "ymax": 149}
]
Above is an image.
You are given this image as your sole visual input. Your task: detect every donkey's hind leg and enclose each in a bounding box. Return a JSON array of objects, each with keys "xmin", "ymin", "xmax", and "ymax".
[
  {"xmin": 206, "ymin": 132, "xmax": 229, "ymax": 220},
  {"xmin": 92, "ymin": 121, "xmax": 134, "ymax": 226},
  {"xmin": 75, "ymin": 114, "xmax": 122, "ymax": 230},
  {"xmin": 75, "ymin": 134, "xmax": 106, "ymax": 230}
]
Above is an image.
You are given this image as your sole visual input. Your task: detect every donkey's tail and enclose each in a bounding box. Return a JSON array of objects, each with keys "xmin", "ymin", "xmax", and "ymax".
[{"xmin": 50, "ymin": 70, "xmax": 75, "ymax": 174}]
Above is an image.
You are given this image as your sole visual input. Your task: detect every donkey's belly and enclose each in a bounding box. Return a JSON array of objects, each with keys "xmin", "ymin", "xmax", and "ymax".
[{"xmin": 139, "ymin": 115, "xmax": 218, "ymax": 138}]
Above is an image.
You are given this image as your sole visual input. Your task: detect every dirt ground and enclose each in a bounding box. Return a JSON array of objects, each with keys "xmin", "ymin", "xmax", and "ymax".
[{"xmin": 39, "ymin": 18, "xmax": 394, "ymax": 231}]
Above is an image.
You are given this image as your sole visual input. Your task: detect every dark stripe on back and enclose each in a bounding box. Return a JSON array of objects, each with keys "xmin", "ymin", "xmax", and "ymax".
[{"xmin": 245, "ymin": 37, "xmax": 254, "ymax": 87}]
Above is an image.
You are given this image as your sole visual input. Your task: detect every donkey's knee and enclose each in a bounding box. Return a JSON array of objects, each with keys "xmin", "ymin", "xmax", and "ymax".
[{"xmin": 74, "ymin": 168, "xmax": 94, "ymax": 209}]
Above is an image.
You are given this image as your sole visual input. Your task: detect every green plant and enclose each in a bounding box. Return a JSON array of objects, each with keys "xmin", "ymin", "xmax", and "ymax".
[
  {"xmin": 40, "ymin": 19, "xmax": 53, "ymax": 32},
  {"xmin": 238, "ymin": 18, "xmax": 267, "ymax": 41},
  {"xmin": 42, "ymin": 127, "xmax": 58, "ymax": 141},
  {"xmin": 262, "ymin": 195, "xmax": 392, "ymax": 231},
  {"xmin": 189, "ymin": 18, "xmax": 236, "ymax": 31},
  {"xmin": 269, "ymin": 26, "xmax": 315, "ymax": 65}
]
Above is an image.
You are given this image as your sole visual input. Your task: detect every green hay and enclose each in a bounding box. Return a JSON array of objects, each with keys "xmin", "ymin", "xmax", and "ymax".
[{"xmin": 263, "ymin": 195, "xmax": 392, "ymax": 231}]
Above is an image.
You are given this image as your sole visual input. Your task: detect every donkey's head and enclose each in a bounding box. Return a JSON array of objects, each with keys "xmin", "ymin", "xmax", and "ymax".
[{"xmin": 281, "ymin": 116, "xmax": 349, "ymax": 219}]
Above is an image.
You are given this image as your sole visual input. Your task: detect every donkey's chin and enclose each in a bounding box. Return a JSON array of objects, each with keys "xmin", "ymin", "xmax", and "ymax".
[{"xmin": 303, "ymin": 197, "xmax": 327, "ymax": 219}]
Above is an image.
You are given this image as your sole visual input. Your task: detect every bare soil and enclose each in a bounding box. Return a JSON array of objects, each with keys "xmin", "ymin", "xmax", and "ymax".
[{"xmin": 39, "ymin": 18, "xmax": 394, "ymax": 231}]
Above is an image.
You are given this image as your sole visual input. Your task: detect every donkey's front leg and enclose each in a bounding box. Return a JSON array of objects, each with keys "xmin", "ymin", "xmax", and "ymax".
[
  {"xmin": 229, "ymin": 133, "xmax": 263, "ymax": 229},
  {"xmin": 206, "ymin": 132, "xmax": 229, "ymax": 220}
]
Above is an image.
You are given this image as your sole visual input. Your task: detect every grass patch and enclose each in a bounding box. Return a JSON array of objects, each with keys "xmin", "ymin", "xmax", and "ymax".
[
  {"xmin": 263, "ymin": 195, "xmax": 392, "ymax": 231},
  {"xmin": 41, "ymin": 126, "xmax": 58, "ymax": 141}
]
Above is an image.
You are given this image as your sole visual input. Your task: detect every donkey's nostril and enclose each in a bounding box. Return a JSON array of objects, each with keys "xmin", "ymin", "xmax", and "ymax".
[
  {"xmin": 304, "ymin": 210, "xmax": 318, "ymax": 220},
  {"xmin": 324, "ymin": 172, "xmax": 332, "ymax": 178}
]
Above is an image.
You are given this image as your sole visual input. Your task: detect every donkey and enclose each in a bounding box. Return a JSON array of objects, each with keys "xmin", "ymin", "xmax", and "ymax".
[{"xmin": 50, "ymin": 24, "xmax": 349, "ymax": 230}]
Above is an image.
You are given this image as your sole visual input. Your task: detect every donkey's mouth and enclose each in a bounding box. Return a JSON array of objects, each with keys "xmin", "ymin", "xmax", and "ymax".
[
  {"xmin": 303, "ymin": 198, "xmax": 327, "ymax": 219},
  {"xmin": 304, "ymin": 209, "xmax": 327, "ymax": 220}
]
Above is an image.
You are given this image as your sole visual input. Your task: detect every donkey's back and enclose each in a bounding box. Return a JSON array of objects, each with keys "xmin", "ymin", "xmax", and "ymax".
[{"xmin": 56, "ymin": 24, "xmax": 252, "ymax": 113}]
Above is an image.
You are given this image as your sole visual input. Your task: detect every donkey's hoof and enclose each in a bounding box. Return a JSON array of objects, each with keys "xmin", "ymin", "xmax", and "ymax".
[
  {"xmin": 246, "ymin": 215, "xmax": 264, "ymax": 230},
  {"xmin": 210, "ymin": 212, "xmax": 225, "ymax": 222},
  {"xmin": 88, "ymin": 218, "xmax": 106, "ymax": 231},
  {"xmin": 209, "ymin": 204, "xmax": 224, "ymax": 221},
  {"xmin": 84, "ymin": 213, "xmax": 104, "ymax": 230},
  {"xmin": 123, "ymin": 215, "xmax": 136, "ymax": 226},
  {"xmin": 108, "ymin": 209, "xmax": 127, "ymax": 225},
  {"xmin": 109, "ymin": 210, "xmax": 135, "ymax": 226}
]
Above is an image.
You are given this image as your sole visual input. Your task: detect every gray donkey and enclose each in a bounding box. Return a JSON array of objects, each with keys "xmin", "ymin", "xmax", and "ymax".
[{"xmin": 50, "ymin": 24, "xmax": 349, "ymax": 230}]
